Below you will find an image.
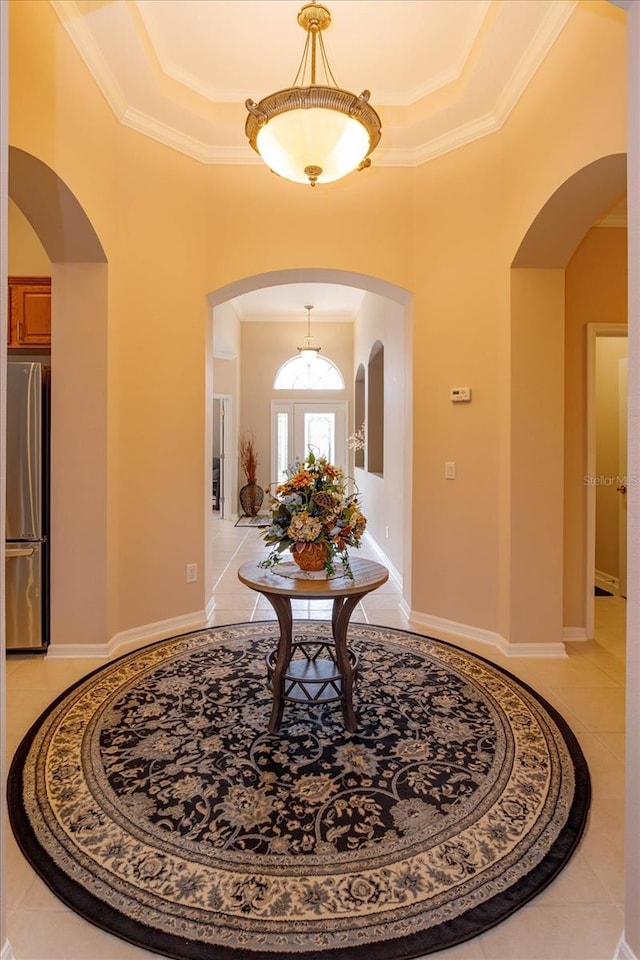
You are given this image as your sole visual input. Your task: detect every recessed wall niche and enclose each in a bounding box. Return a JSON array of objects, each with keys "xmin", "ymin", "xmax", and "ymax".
[
  {"xmin": 354, "ymin": 364, "xmax": 365, "ymax": 469},
  {"xmin": 367, "ymin": 341, "xmax": 384, "ymax": 476}
]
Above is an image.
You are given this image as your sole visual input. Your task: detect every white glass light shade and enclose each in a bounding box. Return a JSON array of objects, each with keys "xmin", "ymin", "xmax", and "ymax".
[
  {"xmin": 257, "ymin": 107, "xmax": 370, "ymax": 185},
  {"xmin": 298, "ymin": 346, "xmax": 321, "ymax": 361},
  {"xmin": 245, "ymin": 5, "xmax": 381, "ymax": 187}
]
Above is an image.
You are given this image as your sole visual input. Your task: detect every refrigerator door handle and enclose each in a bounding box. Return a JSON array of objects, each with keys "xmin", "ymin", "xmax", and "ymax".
[{"xmin": 5, "ymin": 545, "xmax": 37, "ymax": 558}]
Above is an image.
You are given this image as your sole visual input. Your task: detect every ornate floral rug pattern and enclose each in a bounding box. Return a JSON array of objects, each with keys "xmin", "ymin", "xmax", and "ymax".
[{"xmin": 8, "ymin": 622, "xmax": 590, "ymax": 960}]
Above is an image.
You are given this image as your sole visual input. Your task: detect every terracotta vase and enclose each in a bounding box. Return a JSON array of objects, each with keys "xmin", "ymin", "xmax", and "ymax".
[
  {"xmin": 291, "ymin": 541, "xmax": 328, "ymax": 572},
  {"xmin": 239, "ymin": 480, "xmax": 264, "ymax": 517}
]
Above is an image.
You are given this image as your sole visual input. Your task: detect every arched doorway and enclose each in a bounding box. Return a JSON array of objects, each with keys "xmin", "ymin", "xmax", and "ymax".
[
  {"xmin": 206, "ymin": 268, "xmax": 413, "ymax": 603},
  {"xmin": 508, "ymin": 153, "xmax": 627, "ymax": 650},
  {"xmin": 7, "ymin": 146, "xmax": 110, "ymax": 651}
]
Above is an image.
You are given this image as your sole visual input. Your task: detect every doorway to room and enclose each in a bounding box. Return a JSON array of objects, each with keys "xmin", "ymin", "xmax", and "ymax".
[
  {"xmin": 586, "ymin": 324, "xmax": 628, "ymax": 634},
  {"xmin": 212, "ymin": 394, "xmax": 232, "ymax": 520}
]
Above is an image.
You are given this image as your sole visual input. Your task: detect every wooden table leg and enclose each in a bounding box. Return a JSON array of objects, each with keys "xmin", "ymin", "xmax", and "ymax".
[
  {"xmin": 332, "ymin": 593, "xmax": 363, "ymax": 733},
  {"xmin": 263, "ymin": 594, "xmax": 293, "ymax": 734}
]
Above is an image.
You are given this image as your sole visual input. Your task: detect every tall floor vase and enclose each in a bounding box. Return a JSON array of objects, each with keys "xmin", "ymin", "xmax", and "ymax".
[{"xmin": 239, "ymin": 480, "xmax": 264, "ymax": 517}]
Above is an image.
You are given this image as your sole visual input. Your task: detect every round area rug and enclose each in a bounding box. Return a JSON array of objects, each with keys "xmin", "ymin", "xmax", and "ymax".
[{"xmin": 8, "ymin": 622, "xmax": 590, "ymax": 960}]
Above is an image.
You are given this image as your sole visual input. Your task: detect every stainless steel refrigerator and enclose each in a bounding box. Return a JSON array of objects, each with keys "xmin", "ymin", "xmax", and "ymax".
[{"xmin": 5, "ymin": 361, "xmax": 50, "ymax": 652}]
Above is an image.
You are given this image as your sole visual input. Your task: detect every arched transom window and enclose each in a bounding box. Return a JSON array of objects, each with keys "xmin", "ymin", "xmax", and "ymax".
[{"xmin": 274, "ymin": 355, "xmax": 345, "ymax": 390}]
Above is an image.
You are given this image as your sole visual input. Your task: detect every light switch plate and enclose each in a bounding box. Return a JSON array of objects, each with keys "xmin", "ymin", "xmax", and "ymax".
[{"xmin": 451, "ymin": 387, "xmax": 471, "ymax": 402}]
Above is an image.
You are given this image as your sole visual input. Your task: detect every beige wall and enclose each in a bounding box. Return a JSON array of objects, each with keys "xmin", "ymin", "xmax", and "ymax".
[
  {"xmin": 564, "ymin": 226, "xmax": 628, "ymax": 625},
  {"xmin": 6, "ymin": 0, "xmax": 628, "ymax": 651},
  {"xmin": 50, "ymin": 262, "xmax": 110, "ymax": 645},
  {"xmin": 510, "ymin": 269, "xmax": 566, "ymax": 646},
  {"xmin": 409, "ymin": 132, "xmax": 510, "ymax": 635},
  {"xmin": 213, "ymin": 300, "xmax": 241, "ymax": 360},
  {"xmin": 108, "ymin": 133, "xmax": 210, "ymax": 635},
  {"xmin": 8, "ymin": 197, "xmax": 49, "ymax": 274},
  {"xmin": 353, "ymin": 292, "xmax": 408, "ymax": 578}
]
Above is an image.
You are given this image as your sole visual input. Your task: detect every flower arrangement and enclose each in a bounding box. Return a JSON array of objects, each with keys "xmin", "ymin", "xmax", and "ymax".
[
  {"xmin": 239, "ymin": 434, "xmax": 258, "ymax": 483},
  {"xmin": 347, "ymin": 421, "xmax": 366, "ymax": 452},
  {"xmin": 259, "ymin": 451, "xmax": 367, "ymax": 577}
]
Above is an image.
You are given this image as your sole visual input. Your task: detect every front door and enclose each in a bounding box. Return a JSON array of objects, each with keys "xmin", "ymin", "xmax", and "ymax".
[{"xmin": 271, "ymin": 402, "xmax": 347, "ymax": 484}]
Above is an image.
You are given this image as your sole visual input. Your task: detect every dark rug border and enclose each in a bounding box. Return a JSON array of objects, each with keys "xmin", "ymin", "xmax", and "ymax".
[{"xmin": 7, "ymin": 621, "xmax": 592, "ymax": 960}]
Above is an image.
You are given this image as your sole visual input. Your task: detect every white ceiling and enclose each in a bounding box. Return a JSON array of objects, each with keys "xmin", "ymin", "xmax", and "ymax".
[
  {"xmin": 50, "ymin": 0, "xmax": 578, "ymax": 321},
  {"xmin": 229, "ymin": 284, "xmax": 365, "ymax": 323}
]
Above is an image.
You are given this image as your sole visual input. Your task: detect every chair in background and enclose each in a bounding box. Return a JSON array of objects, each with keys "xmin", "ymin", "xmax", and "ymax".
[{"xmin": 212, "ymin": 457, "xmax": 221, "ymax": 510}]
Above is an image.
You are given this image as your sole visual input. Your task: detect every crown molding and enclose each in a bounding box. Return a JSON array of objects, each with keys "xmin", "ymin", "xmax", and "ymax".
[
  {"xmin": 119, "ymin": 107, "xmax": 239, "ymax": 164},
  {"xmin": 50, "ymin": 0, "xmax": 128, "ymax": 120},
  {"xmin": 115, "ymin": 108, "xmax": 505, "ymax": 171},
  {"xmin": 50, "ymin": 0, "xmax": 578, "ymax": 171},
  {"xmin": 377, "ymin": 112, "xmax": 500, "ymax": 168},
  {"xmin": 492, "ymin": 0, "xmax": 577, "ymax": 125}
]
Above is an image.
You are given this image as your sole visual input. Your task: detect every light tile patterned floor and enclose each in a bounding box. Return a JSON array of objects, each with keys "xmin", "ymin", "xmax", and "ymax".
[{"xmin": 4, "ymin": 517, "xmax": 626, "ymax": 959}]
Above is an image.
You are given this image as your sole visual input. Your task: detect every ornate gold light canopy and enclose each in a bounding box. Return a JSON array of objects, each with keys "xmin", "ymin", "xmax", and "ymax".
[{"xmin": 245, "ymin": 3, "xmax": 381, "ymax": 187}]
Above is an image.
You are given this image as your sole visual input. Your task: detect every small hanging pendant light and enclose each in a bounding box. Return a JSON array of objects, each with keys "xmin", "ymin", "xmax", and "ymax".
[{"xmin": 297, "ymin": 305, "xmax": 322, "ymax": 360}]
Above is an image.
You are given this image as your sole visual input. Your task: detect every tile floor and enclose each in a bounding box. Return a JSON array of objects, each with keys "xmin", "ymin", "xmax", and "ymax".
[{"xmin": 4, "ymin": 517, "xmax": 626, "ymax": 959}]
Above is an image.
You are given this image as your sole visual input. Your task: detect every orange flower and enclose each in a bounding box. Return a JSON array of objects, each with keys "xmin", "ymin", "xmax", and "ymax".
[{"xmin": 290, "ymin": 470, "xmax": 314, "ymax": 489}]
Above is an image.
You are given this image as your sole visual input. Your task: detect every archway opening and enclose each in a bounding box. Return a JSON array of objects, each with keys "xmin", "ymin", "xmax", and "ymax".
[
  {"xmin": 508, "ymin": 153, "xmax": 627, "ymax": 650},
  {"xmin": 207, "ymin": 269, "xmax": 413, "ymax": 596},
  {"xmin": 7, "ymin": 146, "xmax": 110, "ymax": 651}
]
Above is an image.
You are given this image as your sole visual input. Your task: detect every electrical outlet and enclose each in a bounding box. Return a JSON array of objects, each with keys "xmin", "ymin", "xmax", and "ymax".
[{"xmin": 186, "ymin": 563, "xmax": 198, "ymax": 583}]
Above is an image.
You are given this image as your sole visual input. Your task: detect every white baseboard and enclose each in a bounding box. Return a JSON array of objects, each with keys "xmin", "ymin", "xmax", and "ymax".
[
  {"xmin": 205, "ymin": 592, "xmax": 216, "ymax": 623},
  {"xmin": 46, "ymin": 609, "xmax": 210, "ymax": 660},
  {"xmin": 408, "ymin": 610, "xmax": 568, "ymax": 658},
  {"xmin": 363, "ymin": 532, "xmax": 403, "ymax": 589},
  {"xmin": 614, "ymin": 934, "xmax": 639, "ymax": 960},
  {"xmin": 1, "ymin": 940, "xmax": 16, "ymax": 960},
  {"xmin": 562, "ymin": 626, "xmax": 590, "ymax": 641}
]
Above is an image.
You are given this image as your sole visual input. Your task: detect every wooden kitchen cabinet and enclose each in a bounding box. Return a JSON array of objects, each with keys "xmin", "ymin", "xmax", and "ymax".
[{"xmin": 8, "ymin": 276, "xmax": 52, "ymax": 349}]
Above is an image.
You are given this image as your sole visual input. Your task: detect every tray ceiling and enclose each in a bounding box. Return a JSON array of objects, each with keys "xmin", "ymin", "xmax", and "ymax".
[{"xmin": 51, "ymin": 0, "xmax": 577, "ymax": 167}]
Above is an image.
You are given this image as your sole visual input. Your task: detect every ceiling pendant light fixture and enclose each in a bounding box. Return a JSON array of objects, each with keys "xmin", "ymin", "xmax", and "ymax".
[
  {"xmin": 245, "ymin": 3, "xmax": 381, "ymax": 187},
  {"xmin": 297, "ymin": 305, "xmax": 321, "ymax": 361}
]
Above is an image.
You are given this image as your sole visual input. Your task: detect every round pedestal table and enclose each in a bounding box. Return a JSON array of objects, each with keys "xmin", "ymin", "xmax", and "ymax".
[{"xmin": 237, "ymin": 558, "xmax": 389, "ymax": 733}]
